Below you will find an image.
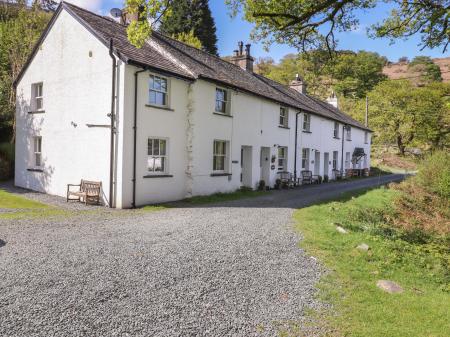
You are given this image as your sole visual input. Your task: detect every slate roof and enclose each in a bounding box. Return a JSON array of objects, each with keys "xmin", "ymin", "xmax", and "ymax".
[{"xmin": 17, "ymin": 1, "xmax": 370, "ymax": 131}]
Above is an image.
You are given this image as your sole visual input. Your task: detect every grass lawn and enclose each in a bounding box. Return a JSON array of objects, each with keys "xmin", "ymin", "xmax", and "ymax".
[
  {"xmin": 0, "ymin": 189, "xmax": 65, "ymax": 219},
  {"xmin": 142, "ymin": 189, "xmax": 268, "ymax": 210},
  {"xmin": 294, "ymin": 187, "xmax": 450, "ymax": 337}
]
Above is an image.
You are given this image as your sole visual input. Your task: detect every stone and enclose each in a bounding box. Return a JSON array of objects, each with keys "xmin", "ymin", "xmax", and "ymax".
[
  {"xmin": 356, "ymin": 243, "xmax": 369, "ymax": 251},
  {"xmin": 336, "ymin": 226, "xmax": 348, "ymax": 234},
  {"xmin": 376, "ymin": 280, "xmax": 404, "ymax": 294}
]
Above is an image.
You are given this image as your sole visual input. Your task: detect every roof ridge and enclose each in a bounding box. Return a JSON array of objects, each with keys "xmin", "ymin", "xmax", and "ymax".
[{"xmin": 62, "ymin": 1, "xmax": 126, "ymax": 28}]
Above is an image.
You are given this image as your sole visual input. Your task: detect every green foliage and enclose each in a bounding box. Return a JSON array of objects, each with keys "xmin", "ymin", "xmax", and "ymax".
[
  {"xmin": 408, "ymin": 56, "xmax": 442, "ymax": 84},
  {"xmin": 294, "ymin": 187, "xmax": 450, "ymax": 336},
  {"xmin": 415, "ymin": 151, "xmax": 450, "ymax": 199},
  {"xmin": 227, "ymin": 0, "xmax": 450, "ymax": 53},
  {"xmin": 0, "ymin": 142, "xmax": 14, "ymax": 180},
  {"xmin": 171, "ymin": 30, "xmax": 202, "ymax": 49},
  {"xmin": 160, "ymin": 0, "xmax": 218, "ymax": 55}
]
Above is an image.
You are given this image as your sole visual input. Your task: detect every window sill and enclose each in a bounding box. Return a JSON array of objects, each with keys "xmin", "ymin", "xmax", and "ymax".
[
  {"xmin": 143, "ymin": 174, "xmax": 173, "ymax": 178},
  {"xmin": 333, "ymin": 136, "xmax": 340, "ymax": 140},
  {"xmin": 278, "ymin": 125, "xmax": 290, "ymax": 129},
  {"xmin": 28, "ymin": 110, "xmax": 45, "ymax": 114},
  {"xmin": 210, "ymin": 173, "xmax": 232, "ymax": 177},
  {"xmin": 346, "ymin": 139, "xmax": 352, "ymax": 141},
  {"xmin": 27, "ymin": 168, "xmax": 43, "ymax": 172},
  {"xmin": 145, "ymin": 104, "xmax": 174, "ymax": 111},
  {"xmin": 302, "ymin": 130, "xmax": 312, "ymax": 134},
  {"xmin": 86, "ymin": 124, "xmax": 111, "ymax": 128},
  {"xmin": 213, "ymin": 112, "xmax": 232, "ymax": 118}
]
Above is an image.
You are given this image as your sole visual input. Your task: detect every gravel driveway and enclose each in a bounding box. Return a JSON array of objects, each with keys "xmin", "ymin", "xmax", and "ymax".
[{"xmin": 0, "ymin": 175, "xmax": 404, "ymax": 337}]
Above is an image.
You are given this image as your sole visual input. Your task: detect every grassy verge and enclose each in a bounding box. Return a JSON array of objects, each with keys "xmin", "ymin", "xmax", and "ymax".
[
  {"xmin": 0, "ymin": 189, "xmax": 65, "ymax": 220},
  {"xmin": 294, "ymin": 187, "xmax": 450, "ymax": 337},
  {"xmin": 142, "ymin": 189, "xmax": 268, "ymax": 210}
]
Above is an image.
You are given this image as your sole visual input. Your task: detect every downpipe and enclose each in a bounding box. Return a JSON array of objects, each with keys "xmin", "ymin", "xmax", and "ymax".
[
  {"xmin": 109, "ymin": 39, "xmax": 116, "ymax": 208},
  {"xmin": 293, "ymin": 110, "xmax": 302, "ymax": 184}
]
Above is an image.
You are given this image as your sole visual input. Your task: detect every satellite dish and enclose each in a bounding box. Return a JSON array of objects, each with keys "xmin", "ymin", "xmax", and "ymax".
[{"xmin": 110, "ymin": 8, "xmax": 123, "ymax": 18}]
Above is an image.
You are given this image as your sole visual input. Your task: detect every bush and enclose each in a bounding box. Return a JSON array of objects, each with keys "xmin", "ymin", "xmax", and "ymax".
[
  {"xmin": 0, "ymin": 142, "xmax": 14, "ymax": 180},
  {"xmin": 415, "ymin": 151, "xmax": 450, "ymax": 199},
  {"xmin": 257, "ymin": 180, "xmax": 266, "ymax": 191}
]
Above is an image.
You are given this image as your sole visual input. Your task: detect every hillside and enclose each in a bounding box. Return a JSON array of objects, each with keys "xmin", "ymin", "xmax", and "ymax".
[{"xmin": 383, "ymin": 57, "xmax": 450, "ymax": 82}]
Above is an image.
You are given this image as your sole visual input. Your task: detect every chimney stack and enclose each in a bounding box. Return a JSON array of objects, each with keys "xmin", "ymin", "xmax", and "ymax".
[
  {"xmin": 289, "ymin": 74, "xmax": 307, "ymax": 94},
  {"xmin": 231, "ymin": 41, "xmax": 254, "ymax": 72},
  {"xmin": 327, "ymin": 91, "xmax": 338, "ymax": 108}
]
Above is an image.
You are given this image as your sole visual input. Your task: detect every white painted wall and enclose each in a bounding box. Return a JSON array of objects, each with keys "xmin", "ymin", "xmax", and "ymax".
[{"xmin": 15, "ymin": 9, "xmax": 119, "ymax": 205}]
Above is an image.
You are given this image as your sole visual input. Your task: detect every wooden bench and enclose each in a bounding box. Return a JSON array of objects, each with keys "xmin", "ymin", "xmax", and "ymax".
[
  {"xmin": 67, "ymin": 180, "xmax": 102, "ymax": 205},
  {"xmin": 301, "ymin": 170, "xmax": 313, "ymax": 184},
  {"xmin": 278, "ymin": 171, "xmax": 295, "ymax": 188},
  {"xmin": 332, "ymin": 169, "xmax": 342, "ymax": 180}
]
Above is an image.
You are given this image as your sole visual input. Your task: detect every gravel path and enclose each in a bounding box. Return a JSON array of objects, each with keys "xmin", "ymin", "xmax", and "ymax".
[{"xmin": 0, "ymin": 175, "xmax": 404, "ymax": 337}]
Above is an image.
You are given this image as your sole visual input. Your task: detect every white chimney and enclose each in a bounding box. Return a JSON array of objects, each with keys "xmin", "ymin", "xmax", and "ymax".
[{"xmin": 327, "ymin": 91, "xmax": 338, "ymax": 108}]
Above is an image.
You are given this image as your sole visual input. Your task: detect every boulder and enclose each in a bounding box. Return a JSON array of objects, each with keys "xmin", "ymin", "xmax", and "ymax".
[
  {"xmin": 357, "ymin": 243, "xmax": 369, "ymax": 251},
  {"xmin": 376, "ymin": 280, "xmax": 403, "ymax": 294},
  {"xmin": 336, "ymin": 226, "xmax": 348, "ymax": 234}
]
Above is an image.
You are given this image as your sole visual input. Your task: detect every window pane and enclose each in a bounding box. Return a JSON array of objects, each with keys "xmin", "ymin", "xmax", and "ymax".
[
  {"xmin": 153, "ymin": 139, "xmax": 159, "ymax": 156},
  {"xmin": 154, "ymin": 77, "xmax": 161, "ymax": 91},
  {"xmin": 154, "ymin": 157, "xmax": 163, "ymax": 172},
  {"xmin": 36, "ymin": 84, "xmax": 42, "ymax": 97},
  {"xmin": 149, "ymin": 77, "xmax": 155, "ymax": 89},
  {"xmin": 148, "ymin": 157, "xmax": 155, "ymax": 171},
  {"xmin": 148, "ymin": 139, "xmax": 153, "ymax": 155},
  {"xmin": 36, "ymin": 98, "xmax": 43, "ymax": 110},
  {"xmin": 35, "ymin": 153, "xmax": 41, "ymax": 167},
  {"xmin": 160, "ymin": 140, "xmax": 166, "ymax": 156},
  {"xmin": 149, "ymin": 90, "xmax": 156, "ymax": 104},
  {"xmin": 161, "ymin": 78, "xmax": 167, "ymax": 92}
]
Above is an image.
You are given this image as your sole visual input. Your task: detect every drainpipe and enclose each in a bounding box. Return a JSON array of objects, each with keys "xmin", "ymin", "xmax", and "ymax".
[
  {"xmin": 293, "ymin": 110, "xmax": 302, "ymax": 185},
  {"xmin": 132, "ymin": 67, "xmax": 147, "ymax": 208},
  {"xmin": 109, "ymin": 39, "xmax": 116, "ymax": 208},
  {"xmin": 340, "ymin": 124, "xmax": 347, "ymax": 176}
]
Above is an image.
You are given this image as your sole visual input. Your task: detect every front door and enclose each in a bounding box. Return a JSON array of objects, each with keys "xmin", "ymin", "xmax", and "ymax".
[
  {"xmin": 314, "ymin": 151, "xmax": 321, "ymax": 175},
  {"xmin": 260, "ymin": 147, "xmax": 270, "ymax": 186},
  {"xmin": 324, "ymin": 152, "xmax": 329, "ymax": 177},
  {"xmin": 241, "ymin": 146, "xmax": 253, "ymax": 188}
]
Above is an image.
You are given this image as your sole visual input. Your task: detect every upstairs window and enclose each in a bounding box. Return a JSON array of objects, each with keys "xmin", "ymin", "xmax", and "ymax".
[
  {"xmin": 364, "ymin": 131, "xmax": 369, "ymax": 144},
  {"xmin": 215, "ymin": 88, "xmax": 229, "ymax": 114},
  {"xmin": 301, "ymin": 148, "xmax": 309, "ymax": 170},
  {"xmin": 333, "ymin": 122, "xmax": 339, "ymax": 138},
  {"xmin": 32, "ymin": 83, "xmax": 43, "ymax": 111},
  {"xmin": 278, "ymin": 146, "xmax": 287, "ymax": 171},
  {"xmin": 149, "ymin": 75, "xmax": 168, "ymax": 106},
  {"xmin": 148, "ymin": 138, "xmax": 167, "ymax": 173},
  {"xmin": 303, "ymin": 113, "xmax": 311, "ymax": 132},
  {"xmin": 346, "ymin": 126, "xmax": 352, "ymax": 141},
  {"xmin": 33, "ymin": 136, "xmax": 42, "ymax": 167},
  {"xmin": 279, "ymin": 107, "xmax": 288, "ymax": 127},
  {"xmin": 213, "ymin": 140, "xmax": 228, "ymax": 172}
]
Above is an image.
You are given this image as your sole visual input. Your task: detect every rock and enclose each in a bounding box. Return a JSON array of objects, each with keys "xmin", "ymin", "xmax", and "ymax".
[
  {"xmin": 336, "ymin": 226, "xmax": 348, "ymax": 234},
  {"xmin": 356, "ymin": 243, "xmax": 369, "ymax": 251},
  {"xmin": 376, "ymin": 280, "xmax": 403, "ymax": 294}
]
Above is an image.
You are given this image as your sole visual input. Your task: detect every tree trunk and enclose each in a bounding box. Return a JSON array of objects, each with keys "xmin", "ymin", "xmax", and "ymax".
[{"xmin": 397, "ymin": 135, "xmax": 405, "ymax": 156}]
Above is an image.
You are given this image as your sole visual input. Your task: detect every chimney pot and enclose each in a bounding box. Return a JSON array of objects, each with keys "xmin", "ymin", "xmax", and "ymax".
[
  {"xmin": 238, "ymin": 41, "xmax": 244, "ymax": 55},
  {"xmin": 245, "ymin": 44, "xmax": 251, "ymax": 56},
  {"xmin": 231, "ymin": 41, "xmax": 254, "ymax": 72}
]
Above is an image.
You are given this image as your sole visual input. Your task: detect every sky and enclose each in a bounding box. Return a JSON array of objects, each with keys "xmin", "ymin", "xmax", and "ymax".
[{"xmin": 67, "ymin": 0, "xmax": 449, "ymax": 63}]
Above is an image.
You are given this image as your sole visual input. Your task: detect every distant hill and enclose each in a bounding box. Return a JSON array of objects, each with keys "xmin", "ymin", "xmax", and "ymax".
[{"xmin": 383, "ymin": 57, "xmax": 450, "ymax": 83}]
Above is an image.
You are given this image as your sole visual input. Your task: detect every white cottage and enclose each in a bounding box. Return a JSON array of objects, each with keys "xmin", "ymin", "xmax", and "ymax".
[{"xmin": 14, "ymin": 2, "xmax": 372, "ymax": 208}]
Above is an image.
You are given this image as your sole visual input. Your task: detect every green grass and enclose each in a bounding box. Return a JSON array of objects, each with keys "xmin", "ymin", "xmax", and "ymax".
[
  {"xmin": 294, "ymin": 187, "xmax": 450, "ymax": 337},
  {"xmin": 0, "ymin": 189, "xmax": 49, "ymax": 209}
]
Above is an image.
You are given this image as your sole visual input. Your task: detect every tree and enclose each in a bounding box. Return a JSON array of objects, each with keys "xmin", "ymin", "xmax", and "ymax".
[
  {"xmin": 408, "ymin": 56, "xmax": 442, "ymax": 85},
  {"xmin": 171, "ymin": 30, "xmax": 203, "ymax": 49},
  {"xmin": 160, "ymin": 0, "xmax": 218, "ymax": 55},
  {"xmin": 225, "ymin": 0, "xmax": 450, "ymax": 53}
]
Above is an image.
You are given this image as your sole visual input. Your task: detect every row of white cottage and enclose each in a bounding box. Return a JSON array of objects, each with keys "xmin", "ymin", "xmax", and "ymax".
[{"xmin": 14, "ymin": 2, "xmax": 371, "ymax": 208}]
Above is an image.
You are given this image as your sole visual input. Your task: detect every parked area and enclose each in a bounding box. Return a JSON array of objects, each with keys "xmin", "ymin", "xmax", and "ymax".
[{"xmin": 0, "ymin": 175, "xmax": 403, "ymax": 336}]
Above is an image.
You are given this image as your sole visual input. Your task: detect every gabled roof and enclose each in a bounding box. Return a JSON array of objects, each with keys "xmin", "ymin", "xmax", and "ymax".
[{"xmin": 16, "ymin": 1, "xmax": 371, "ymax": 131}]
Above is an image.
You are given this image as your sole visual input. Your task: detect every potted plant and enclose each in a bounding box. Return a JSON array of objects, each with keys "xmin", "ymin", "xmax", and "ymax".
[
  {"xmin": 274, "ymin": 179, "xmax": 282, "ymax": 189},
  {"xmin": 323, "ymin": 174, "xmax": 329, "ymax": 183},
  {"xmin": 257, "ymin": 180, "xmax": 266, "ymax": 191}
]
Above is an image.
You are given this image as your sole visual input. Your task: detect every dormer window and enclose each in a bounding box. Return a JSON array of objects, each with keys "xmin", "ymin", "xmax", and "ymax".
[
  {"xmin": 279, "ymin": 107, "xmax": 288, "ymax": 127},
  {"xmin": 303, "ymin": 113, "xmax": 311, "ymax": 132},
  {"xmin": 215, "ymin": 88, "xmax": 229, "ymax": 114},
  {"xmin": 149, "ymin": 75, "xmax": 168, "ymax": 107}
]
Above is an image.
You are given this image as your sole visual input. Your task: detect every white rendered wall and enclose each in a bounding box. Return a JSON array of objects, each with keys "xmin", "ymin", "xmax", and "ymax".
[{"xmin": 15, "ymin": 9, "xmax": 118, "ymax": 204}]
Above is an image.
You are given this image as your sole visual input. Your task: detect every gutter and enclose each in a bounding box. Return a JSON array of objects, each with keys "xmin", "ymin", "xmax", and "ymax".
[
  {"xmin": 109, "ymin": 39, "xmax": 117, "ymax": 208},
  {"xmin": 293, "ymin": 110, "xmax": 302, "ymax": 184},
  {"xmin": 132, "ymin": 67, "xmax": 148, "ymax": 208}
]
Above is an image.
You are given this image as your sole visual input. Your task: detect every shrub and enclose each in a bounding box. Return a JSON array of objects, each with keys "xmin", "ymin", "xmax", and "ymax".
[
  {"xmin": 415, "ymin": 151, "xmax": 450, "ymax": 199},
  {"xmin": 257, "ymin": 180, "xmax": 266, "ymax": 191},
  {"xmin": 0, "ymin": 142, "xmax": 14, "ymax": 180}
]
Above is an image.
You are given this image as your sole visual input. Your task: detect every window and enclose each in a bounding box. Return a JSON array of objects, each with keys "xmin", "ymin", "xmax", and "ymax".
[
  {"xmin": 332, "ymin": 151, "xmax": 338, "ymax": 170},
  {"xmin": 33, "ymin": 136, "xmax": 42, "ymax": 167},
  {"xmin": 345, "ymin": 152, "xmax": 351, "ymax": 169},
  {"xmin": 215, "ymin": 88, "xmax": 229, "ymax": 114},
  {"xmin": 147, "ymin": 138, "xmax": 167, "ymax": 173},
  {"xmin": 278, "ymin": 147, "xmax": 287, "ymax": 171},
  {"xmin": 346, "ymin": 126, "xmax": 352, "ymax": 141},
  {"xmin": 301, "ymin": 148, "xmax": 309, "ymax": 170},
  {"xmin": 213, "ymin": 140, "xmax": 227, "ymax": 172},
  {"xmin": 279, "ymin": 107, "xmax": 288, "ymax": 127},
  {"xmin": 149, "ymin": 75, "xmax": 168, "ymax": 106},
  {"xmin": 303, "ymin": 113, "xmax": 311, "ymax": 132},
  {"xmin": 364, "ymin": 131, "xmax": 369, "ymax": 144},
  {"xmin": 333, "ymin": 122, "xmax": 339, "ymax": 138},
  {"xmin": 32, "ymin": 83, "xmax": 43, "ymax": 111}
]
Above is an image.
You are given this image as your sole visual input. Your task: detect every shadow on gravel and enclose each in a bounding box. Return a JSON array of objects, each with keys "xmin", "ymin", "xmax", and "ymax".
[{"xmin": 0, "ymin": 239, "xmax": 6, "ymax": 248}]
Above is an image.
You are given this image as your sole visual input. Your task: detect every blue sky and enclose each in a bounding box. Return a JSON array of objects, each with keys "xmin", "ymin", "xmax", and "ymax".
[{"xmin": 75, "ymin": 0, "xmax": 448, "ymax": 63}]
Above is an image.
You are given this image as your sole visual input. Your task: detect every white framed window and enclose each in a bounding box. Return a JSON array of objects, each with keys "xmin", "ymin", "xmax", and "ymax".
[
  {"xmin": 333, "ymin": 122, "xmax": 339, "ymax": 138},
  {"xmin": 213, "ymin": 140, "xmax": 228, "ymax": 172},
  {"xmin": 346, "ymin": 126, "xmax": 352, "ymax": 141},
  {"xmin": 279, "ymin": 107, "xmax": 288, "ymax": 127},
  {"xmin": 332, "ymin": 151, "xmax": 338, "ymax": 170},
  {"xmin": 278, "ymin": 146, "xmax": 287, "ymax": 171},
  {"xmin": 364, "ymin": 131, "xmax": 369, "ymax": 144},
  {"xmin": 149, "ymin": 75, "xmax": 168, "ymax": 106},
  {"xmin": 215, "ymin": 88, "xmax": 229, "ymax": 114},
  {"xmin": 301, "ymin": 148, "xmax": 309, "ymax": 170},
  {"xmin": 345, "ymin": 152, "xmax": 351, "ymax": 169},
  {"xmin": 303, "ymin": 113, "xmax": 311, "ymax": 132},
  {"xmin": 147, "ymin": 138, "xmax": 168, "ymax": 173},
  {"xmin": 32, "ymin": 83, "xmax": 43, "ymax": 111},
  {"xmin": 33, "ymin": 136, "xmax": 42, "ymax": 167}
]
